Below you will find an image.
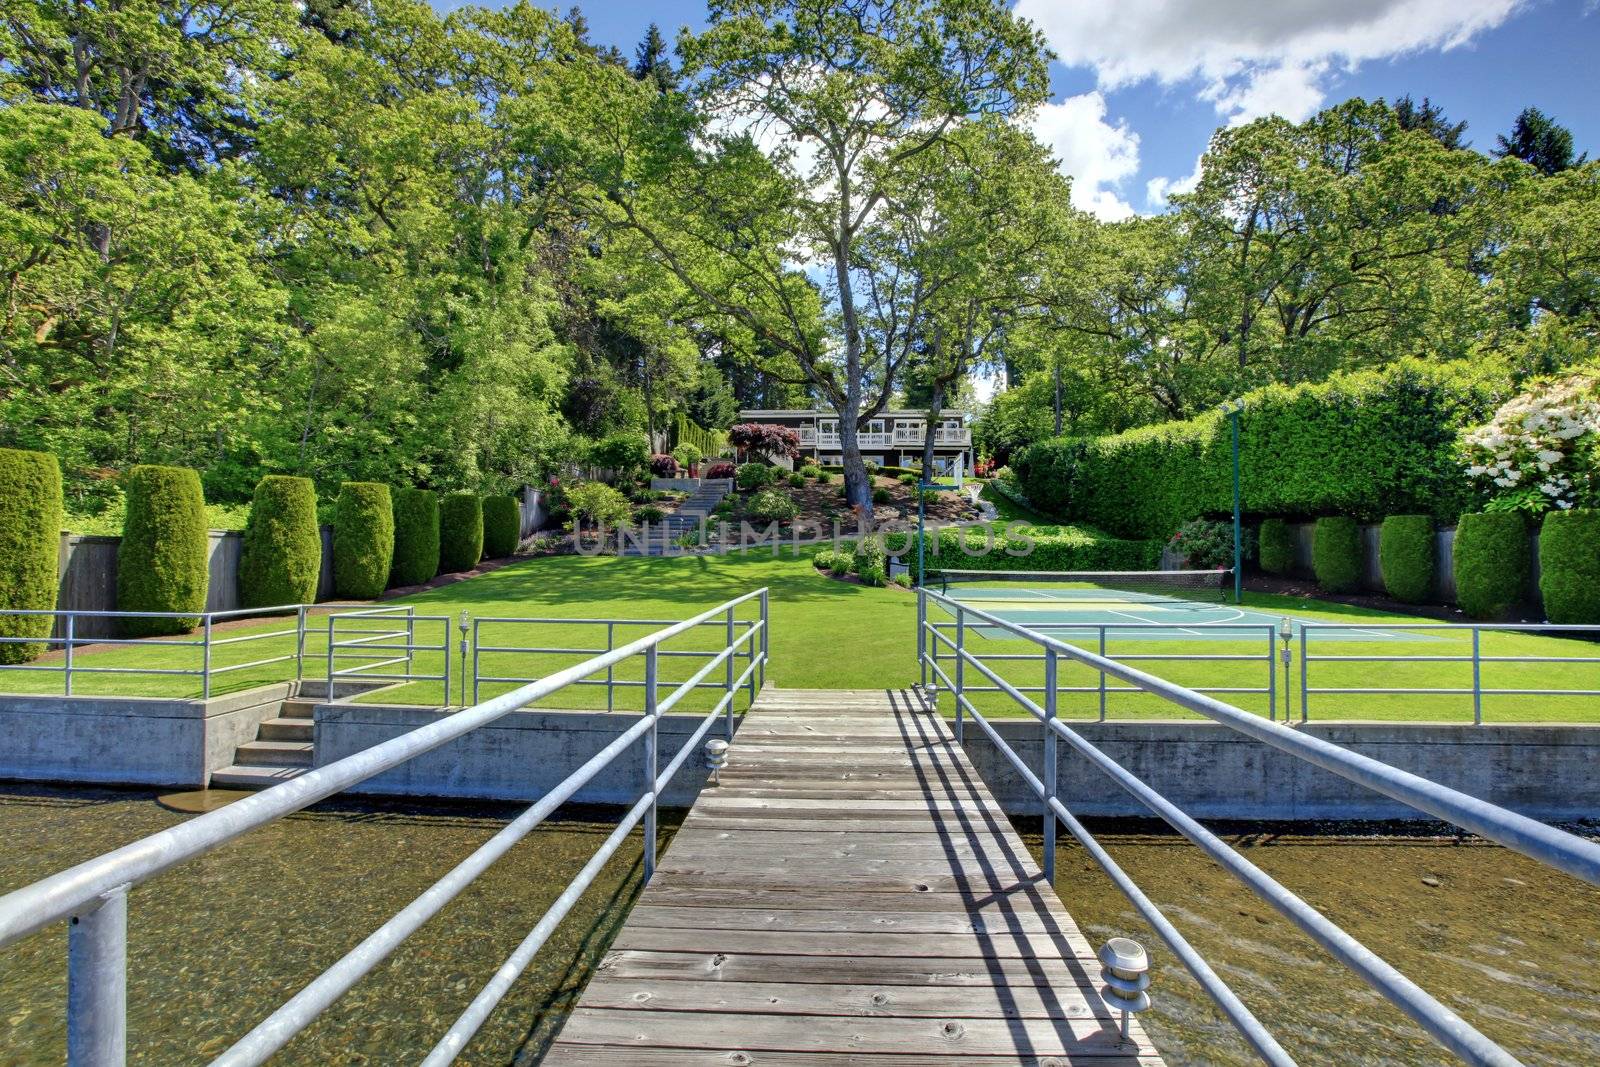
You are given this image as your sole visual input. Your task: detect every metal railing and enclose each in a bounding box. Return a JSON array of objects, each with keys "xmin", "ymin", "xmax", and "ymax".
[
  {"xmin": 1300, "ymin": 622, "xmax": 1600, "ymax": 723},
  {"xmin": 325, "ymin": 606, "xmax": 443, "ymax": 698},
  {"xmin": 926, "ymin": 618, "xmax": 1279, "ymax": 719},
  {"xmin": 0, "ymin": 588, "xmax": 769, "ymax": 1067},
  {"xmin": 918, "ymin": 586, "xmax": 1600, "ymax": 1067}
]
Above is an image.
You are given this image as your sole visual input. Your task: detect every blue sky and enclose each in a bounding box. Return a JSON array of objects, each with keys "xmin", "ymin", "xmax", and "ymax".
[{"xmin": 434, "ymin": 0, "xmax": 1598, "ymax": 220}]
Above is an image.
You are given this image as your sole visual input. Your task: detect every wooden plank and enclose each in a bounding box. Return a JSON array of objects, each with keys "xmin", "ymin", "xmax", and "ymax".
[
  {"xmin": 609, "ymin": 927, "xmax": 1094, "ymax": 961},
  {"xmin": 541, "ymin": 1048, "xmax": 1157, "ymax": 1065},
  {"xmin": 623, "ymin": 905, "xmax": 1082, "ymax": 938}
]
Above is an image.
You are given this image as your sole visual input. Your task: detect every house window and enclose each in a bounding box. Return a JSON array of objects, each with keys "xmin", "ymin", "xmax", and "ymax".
[{"xmin": 866, "ymin": 419, "xmax": 886, "ymax": 435}]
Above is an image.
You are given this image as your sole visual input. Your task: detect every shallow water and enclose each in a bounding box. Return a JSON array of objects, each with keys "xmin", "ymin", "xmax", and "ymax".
[
  {"xmin": 0, "ymin": 785, "xmax": 672, "ymax": 1066},
  {"xmin": 1032, "ymin": 822, "xmax": 1600, "ymax": 1066}
]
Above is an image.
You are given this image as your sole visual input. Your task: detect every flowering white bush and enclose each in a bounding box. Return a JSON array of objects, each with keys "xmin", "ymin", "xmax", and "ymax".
[{"xmin": 1460, "ymin": 374, "xmax": 1600, "ymax": 514}]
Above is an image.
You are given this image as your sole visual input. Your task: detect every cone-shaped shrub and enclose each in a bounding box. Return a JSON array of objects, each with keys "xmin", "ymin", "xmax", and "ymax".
[
  {"xmin": 1539, "ymin": 509, "xmax": 1600, "ymax": 624},
  {"xmin": 239, "ymin": 476, "xmax": 321, "ymax": 608},
  {"xmin": 1312, "ymin": 516, "xmax": 1362, "ymax": 593},
  {"xmin": 1453, "ymin": 512, "xmax": 1529, "ymax": 619},
  {"xmin": 1258, "ymin": 518, "xmax": 1294, "ymax": 575},
  {"xmin": 1378, "ymin": 514, "xmax": 1434, "ymax": 604},
  {"xmin": 482, "ymin": 496, "xmax": 520, "ymax": 559},
  {"xmin": 439, "ymin": 493, "xmax": 483, "ymax": 573},
  {"xmin": 333, "ymin": 482, "xmax": 394, "ymax": 598},
  {"xmin": 117, "ymin": 465, "xmax": 209, "ymax": 636},
  {"xmin": 0, "ymin": 448, "xmax": 63, "ymax": 663},
  {"xmin": 389, "ymin": 488, "xmax": 440, "ymax": 587}
]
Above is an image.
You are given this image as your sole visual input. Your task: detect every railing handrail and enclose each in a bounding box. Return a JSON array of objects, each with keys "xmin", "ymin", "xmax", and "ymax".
[{"xmin": 0, "ymin": 588, "xmax": 770, "ymax": 949}]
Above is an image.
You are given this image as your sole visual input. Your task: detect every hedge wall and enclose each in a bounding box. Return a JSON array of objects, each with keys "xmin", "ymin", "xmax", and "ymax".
[
  {"xmin": 333, "ymin": 482, "xmax": 394, "ymax": 599},
  {"xmin": 1258, "ymin": 518, "xmax": 1294, "ymax": 575},
  {"xmin": 482, "ymin": 496, "xmax": 520, "ymax": 559},
  {"xmin": 887, "ymin": 524, "xmax": 1161, "ymax": 575},
  {"xmin": 1014, "ymin": 360, "xmax": 1500, "ymax": 538},
  {"xmin": 390, "ymin": 488, "xmax": 440, "ymax": 587},
  {"xmin": 1453, "ymin": 512, "xmax": 1529, "ymax": 619},
  {"xmin": 0, "ymin": 448, "xmax": 63, "ymax": 664},
  {"xmin": 1311, "ymin": 516, "xmax": 1362, "ymax": 593},
  {"xmin": 1539, "ymin": 510, "xmax": 1600, "ymax": 624},
  {"xmin": 117, "ymin": 465, "xmax": 209, "ymax": 636},
  {"xmin": 1378, "ymin": 515, "xmax": 1434, "ymax": 603},
  {"xmin": 439, "ymin": 493, "xmax": 483, "ymax": 573},
  {"xmin": 239, "ymin": 476, "xmax": 322, "ymax": 608}
]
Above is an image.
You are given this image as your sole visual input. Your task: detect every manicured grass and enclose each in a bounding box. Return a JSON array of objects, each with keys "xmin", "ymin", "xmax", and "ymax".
[{"xmin": 4, "ymin": 552, "xmax": 1597, "ymax": 723}]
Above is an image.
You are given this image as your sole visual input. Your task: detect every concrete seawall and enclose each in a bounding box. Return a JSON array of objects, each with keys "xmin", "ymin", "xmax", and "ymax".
[{"xmin": 959, "ymin": 719, "xmax": 1600, "ymax": 822}]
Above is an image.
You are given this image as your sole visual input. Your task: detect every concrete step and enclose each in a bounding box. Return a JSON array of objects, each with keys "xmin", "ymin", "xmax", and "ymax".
[
  {"xmin": 234, "ymin": 740, "xmax": 314, "ymax": 767},
  {"xmin": 280, "ymin": 699, "xmax": 317, "ymax": 719},
  {"xmin": 211, "ymin": 764, "xmax": 308, "ymax": 789},
  {"xmin": 257, "ymin": 717, "xmax": 313, "ymax": 742}
]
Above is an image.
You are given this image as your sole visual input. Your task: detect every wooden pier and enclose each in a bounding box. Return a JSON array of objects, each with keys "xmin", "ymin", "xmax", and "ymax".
[{"xmin": 544, "ymin": 687, "xmax": 1164, "ymax": 1065}]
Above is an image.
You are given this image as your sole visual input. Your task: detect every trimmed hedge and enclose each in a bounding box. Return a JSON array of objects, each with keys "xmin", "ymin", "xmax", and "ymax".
[
  {"xmin": 1539, "ymin": 510, "xmax": 1600, "ymax": 624},
  {"xmin": 389, "ymin": 488, "xmax": 440, "ymax": 587},
  {"xmin": 333, "ymin": 482, "xmax": 394, "ymax": 598},
  {"xmin": 1453, "ymin": 512, "xmax": 1529, "ymax": 619},
  {"xmin": 1378, "ymin": 515, "xmax": 1434, "ymax": 603},
  {"xmin": 887, "ymin": 524, "xmax": 1161, "ymax": 576},
  {"xmin": 1014, "ymin": 360, "xmax": 1500, "ymax": 538},
  {"xmin": 0, "ymin": 448, "xmax": 63, "ymax": 664},
  {"xmin": 1311, "ymin": 516, "xmax": 1362, "ymax": 593},
  {"xmin": 1258, "ymin": 518, "xmax": 1294, "ymax": 575},
  {"xmin": 482, "ymin": 496, "xmax": 521, "ymax": 559},
  {"xmin": 239, "ymin": 476, "xmax": 321, "ymax": 608},
  {"xmin": 117, "ymin": 465, "xmax": 209, "ymax": 636},
  {"xmin": 439, "ymin": 493, "xmax": 483, "ymax": 573}
]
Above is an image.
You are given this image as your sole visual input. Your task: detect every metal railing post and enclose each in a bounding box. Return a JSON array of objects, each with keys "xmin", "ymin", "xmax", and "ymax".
[
  {"xmin": 1472, "ymin": 627, "xmax": 1483, "ymax": 726},
  {"xmin": 294, "ymin": 605, "xmax": 307, "ymax": 682},
  {"xmin": 758, "ymin": 589, "xmax": 768, "ymax": 694},
  {"xmin": 407, "ymin": 609, "xmax": 416, "ymax": 680},
  {"xmin": 64, "ymin": 613, "xmax": 75, "ymax": 697},
  {"xmin": 1043, "ymin": 649, "xmax": 1058, "ymax": 885},
  {"xmin": 643, "ymin": 645, "xmax": 659, "ymax": 882},
  {"xmin": 917, "ymin": 590, "xmax": 928, "ymax": 688},
  {"xmin": 67, "ymin": 884, "xmax": 127, "ymax": 1067},
  {"xmin": 954, "ymin": 611, "xmax": 965, "ymax": 744},
  {"xmin": 1097, "ymin": 627, "xmax": 1107, "ymax": 722},
  {"xmin": 1267, "ymin": 625, "xmax": 1276, "ymax": 724},
  {"xmin": 1299, "ymin": 627, "xmax": 1309, "ymax": 724},
  {"xmin": 326, "ymin": 617, "xmax": 337, "ymax": 700},
  {"xmin": 724, "ymin": 608, "xmax": 736, "ymax": 740},
  {"xmin": 201, "ymin": 615, "xmax": 213, "ymax": 700},
  {"xmin": 605, "ymin": 622, "xmax": 615, "ymax": 713},
  {"xmin": 471, "ymin": 620, "xmax": 481, "ymax": 705}
]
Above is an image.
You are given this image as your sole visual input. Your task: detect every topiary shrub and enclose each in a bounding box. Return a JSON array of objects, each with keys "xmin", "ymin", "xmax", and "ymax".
[
  {"xmin": 332, "ymin": 482, "xmax": 394, "ymax": 598},
  {"xmin": 1538, "ymin": 509, "xmax": 1600, "ymax": 623},
  {"xmin": 1312, "ymin": 516, "xmax": 1362, "ymax": 593},
  {"xmin": 439, "ymin": 493, "xmax": 484, "ymax": 573},
  {"xmin": 705, "ymin": 461, "xmax": 736, "ymax": 480},
  {"xmin": 239, "ymin": 476, "xmax": 321, "ymax": 608},
  {"xmin": 1258, "ymin": 518, "xmax": 1294, "ymax": 575},
  {"xmin": 117, "ymin": 465, "xmax": 208, "ymax": 636},
  {"xmin": 1378, "ymin": 515, "xmax": 1435, "ymax": 603},
  {"xmin": 482, "ymin": 496, "xmax": 521, "ymax": 559},
  {"xmin": 0, "ymin": 448, "xmax": 63, "ymax": 663},
  {"xmin": 1454, "ymin": 512, "xmax": 1530, "ymax": 619},
  {"xmin": 389, "ymin": 488, "xmax": 440, "ymax": 587}
]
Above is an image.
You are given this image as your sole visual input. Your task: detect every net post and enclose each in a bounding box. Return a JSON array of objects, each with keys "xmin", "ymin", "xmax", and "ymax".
[{"xmin": 1043, "ymin": 649, "xmax": 1058, "ymax": 885}]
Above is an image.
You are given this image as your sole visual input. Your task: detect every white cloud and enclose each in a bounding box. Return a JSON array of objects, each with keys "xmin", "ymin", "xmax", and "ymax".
[
  {"xmin": 1017, "ymin": 0, "xmax": 1526, "ymax": 123},
  {"xmin": 1146, "ymin": 153, "xmax": 1205, "ymax": 208},
  {"xmin": 1029, "ymin": 92, "xmax": 1140, "ymax": 220}
]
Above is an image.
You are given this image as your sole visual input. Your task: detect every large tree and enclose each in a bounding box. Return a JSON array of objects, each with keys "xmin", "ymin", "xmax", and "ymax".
[{"xmin": 1496, "ymin": 107, "xmax": 1586, "ymax": 176}]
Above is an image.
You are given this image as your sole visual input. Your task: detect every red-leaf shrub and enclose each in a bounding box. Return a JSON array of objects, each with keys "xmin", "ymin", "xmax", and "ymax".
[
  {"xmin": 650, "ymin": 453, "xmax": 679, "ymax": 477},
  {"xmin": 706, "ymin": 461, "xmax": 736, "ymax": 479},
  {"xmin": 728, "ymin": 423, "xmax": 800, "ymax": 460}
]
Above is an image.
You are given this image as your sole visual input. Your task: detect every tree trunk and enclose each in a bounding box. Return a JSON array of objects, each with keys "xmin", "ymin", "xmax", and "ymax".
[
  {"xmin": 920, "ymin": 381, "xmax": 945, "ymax": 478},
  {"xmin": 840, "ymin": 417, "xmax": 872, "ymax": 525}
]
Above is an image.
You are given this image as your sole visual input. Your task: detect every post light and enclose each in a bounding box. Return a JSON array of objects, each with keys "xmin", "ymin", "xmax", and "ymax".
[
  {"xmin": 1278, "ymin": 616, "xmax": 1295, "ymax": 722},
  {"xmin": 457, "ymin": 610, "xmax": 470, "ymax": 707},
  {"xmin": 1098, "ymin": 937, "xmax": 1151, "ymax": 1043},
  {"xmin": 1218, "ymin": 398, "xmax": 1246, "ymax": 605},
  {"xmin": 704, "ymin": 738, "xmax": 729, "ymax": 785}
]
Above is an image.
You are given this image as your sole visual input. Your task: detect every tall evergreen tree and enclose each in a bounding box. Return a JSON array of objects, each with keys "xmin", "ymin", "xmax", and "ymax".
[
  {"xmin": 1496, "ymin": 107, "xmax": 1587, "ymax": 174},
  {"xmin": 634, "ymin": 23, "xmax": 678, "ymax": 93},
  {"xmin": 1393, "ymin": 95, "xmax": 1468, "ymax": 149}
]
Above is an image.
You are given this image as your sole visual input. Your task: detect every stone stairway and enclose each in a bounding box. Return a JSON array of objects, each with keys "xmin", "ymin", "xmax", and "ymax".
[
  {"xmin": 210, "ymin": 692, "xmax": 318, "ymax": 789},
  {"xmin": 624, "ymin": 479, "xmax": 730, "ymax": 555}
]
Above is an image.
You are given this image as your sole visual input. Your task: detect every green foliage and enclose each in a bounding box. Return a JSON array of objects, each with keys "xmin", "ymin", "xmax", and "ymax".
[
  {"xmin": 799, "ymin": 465, "xmax": 821, "ymax": 479},
  {"xmin": 911, "ymin": 524, "xmax": 1160, "ymax": 575},
  {"xmin": 239, "ymin": 476, "xmax": 321, "ymax": 608},
  {"xmin": 897, "ymin": 472, "xmax": 918, "ymax": 486},
  {"xmin": 564, "ymin": 481, "xmax": 631, "ymax": 530},
  {"xmin": 858, "ymin": 561, "xmax": 887, "ymax": 587},
  {"xmin": 481, "ymin": 496, "xmax": 521, "ymax": 559},
  {"xmin": 1379, "ymin": 515, "xmax": 1435, "ymax": 603},
  {"xmin": 1168, "ymin": 517, "xmax": 1249, "ymax": 570},
  {"xmin": 332, "ymin": 483, "xmax": 394, "ymax": 599},
  {"xmin": 747, "ymin": 489, "xmax": 799, "ymax": 523},
  {"xmin": 872, "ymin": 487, "xmax": 892, "ymax": 505},
  {"xmin": 635, "ymin": 504, "xmax": 667, "ymax": 524},
  {"xmin": 827, "ymin": 553, "xmax": 850, "ymax": 576},
  {"xmin": 439, "ymin": 493, "xmax": 484, "ymax": 573},
  {"xmin": 1538, "ymin": 510, "xmax": 1600, "ymax": 623},
  {"xmin": 852, "ymin": 537, "xmax": 886, "ymax": 576},
  {"xmin": 892, "ymin": 572, "xmax": 913, "ymax": 588},
  {"xmin": 117, "ymin": 466, "xmax": 208, "ymax": 636},
  {"xmin": 590, "ymin": 433, "xmax": 651, "ymax": 474},
  {"xmin": 787, "ymin": 471, "xmax": 805, "ymax": 488},
  {"xmin": 0, "ymin": 449, "xmax": 63, "ymax": 663},
  {"xmin": 671, "ymin": 442, "xmax": 703, "ymax": 469},
  {"xmin": 736, "ymin": 463, "xmax": 778, "ymax": 490},
  {"xmin": 1016, "ymin": 360, "xmax": 1500, "ymax": 539},
  {"xmin": 389, "ymin": 489, "xmax": 440, "ymax": 587},
  {"xmin": 1312, "ymin": 516, "xmax": 1363, "ymax": 593},
  {"xmin": 1454, "ymin": 512, "xmax": 1531, "ymax": 619},
  {"xmin": 814, "ymin": 470, "xmax": 832, "ymax": 484},
  {"xmin": 1258, "ymin": 518, "xmax": 1295, "ymax": 576}
]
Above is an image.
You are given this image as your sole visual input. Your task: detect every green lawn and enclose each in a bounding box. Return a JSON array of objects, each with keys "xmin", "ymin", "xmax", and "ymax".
[{"xmin": 4, "ymin": 551, "xmax": 1597, "ymax": 723}]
